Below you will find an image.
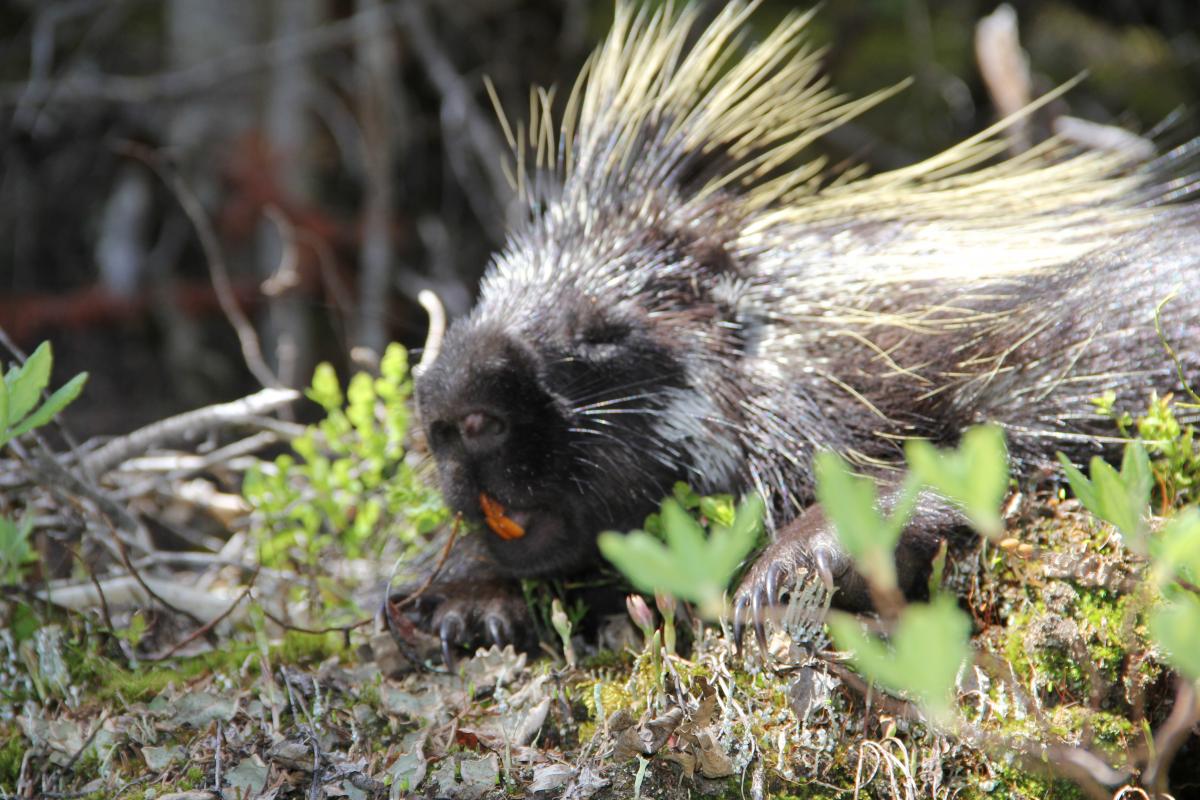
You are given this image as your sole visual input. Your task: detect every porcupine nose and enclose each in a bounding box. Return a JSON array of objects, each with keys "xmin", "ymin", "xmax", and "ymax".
[{"xmin": 458, "ymin": 409, "xmax": 508, "ymax": 458}]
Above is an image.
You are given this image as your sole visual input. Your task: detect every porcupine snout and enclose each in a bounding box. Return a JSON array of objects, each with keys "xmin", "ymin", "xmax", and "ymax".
[{"xmin": 415, "ymin": 322, "xmax": 606, "ymax": 575}]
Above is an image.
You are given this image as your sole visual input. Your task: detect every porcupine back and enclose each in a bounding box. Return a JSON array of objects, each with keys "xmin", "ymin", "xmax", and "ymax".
[{"xmin": 437, "ymin": 1, "xmax": 1200, "ymax": 549}]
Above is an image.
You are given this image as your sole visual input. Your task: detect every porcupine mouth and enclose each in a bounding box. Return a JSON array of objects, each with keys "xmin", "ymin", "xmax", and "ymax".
[{"xmin": 474, "ymin": 497, "xmax": 585, "ymax": 577}]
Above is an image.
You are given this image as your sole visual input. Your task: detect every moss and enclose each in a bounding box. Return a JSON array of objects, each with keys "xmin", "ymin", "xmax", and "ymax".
[
  {"xmin": 577, "ymin": 677, "xmax": 636, "ymax": 723},
  {"xmin": 988, "ymin": 766, "xmax": 1088, "ymax": 800},
  {"xmin": 577, "ymin": 648, "xmax": 632, "ymax": 671},
  {"xmin": 63, "ymin": 627, "xmax": 350, "ymax": 708},
  {"xmin": 83, "ymin": 645, "xmax": 258, "ymax": 703},
  {"xmin": 274, "ymin": 630, "xmax": 350, "ymax": 665},
  {"xmin": 179, "ymin": 765, "xmax": 206, "ymax": 789},
  {"xmin": 0, "ymin": 728, "xmax": 25, "ymax": 786}
]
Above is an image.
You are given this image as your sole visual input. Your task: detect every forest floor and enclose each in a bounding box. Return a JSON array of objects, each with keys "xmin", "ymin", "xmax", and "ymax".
[{"xmin": 1, "ymin": 365, "xmax": 1196, "ymax": 800}]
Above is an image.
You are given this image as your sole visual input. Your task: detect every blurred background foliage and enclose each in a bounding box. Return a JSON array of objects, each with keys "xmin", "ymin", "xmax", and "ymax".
[{"xmin": 0, "ymin": 0, "xmax": 1197, "ymax": 435}]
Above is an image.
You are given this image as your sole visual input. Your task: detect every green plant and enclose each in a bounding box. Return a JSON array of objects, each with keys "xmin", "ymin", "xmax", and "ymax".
[
  {"xmin": 813, "ymin": 453, "xmax": 917, "ymax": 594},
  {"xmin": 597, "ymin": 490, "xmax": 763, "ymax": 618},
  {"xmin": 1057, "ymin": 434, "xmax": 1200, "ymax": 682},
  {"xmin": 1057, "ymin": 442, "xmax": 1153, "ymax": 555},
  {"xmin": 242, "ymin": 343, "xmax": 447, "ymax": 569},
  {"xmin": 0, "ymin": 341, "xmax": 88, "ymax": 450},
  {"xmin": 0, "ymin": 341, "xmax": 87, "ymax": 586},
  {"xmin": 0, "ymin": 515, "xmax": 35, "ymax": 585},
  {"xmin": 1092, "ymin": 391, "xmax": 1200, "ymax": 509},
  {"xmin": 820, "ymin": 427, "xmax": 1007, "ymax": 726},
  {"xmin": 827, "ymin": 595, "xmax": 970, "ymax": 724}
]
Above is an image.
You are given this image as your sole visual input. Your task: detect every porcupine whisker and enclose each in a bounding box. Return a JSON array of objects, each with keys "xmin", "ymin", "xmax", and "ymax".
[
  {"xmin": 573, "ymin": 392, "xmax": 666, "ymax": 414},
  {"xmin": 568, "ymin": 440, "xmax": 673, "ymax": 502},
  {"xmin": 564, "ymin": 376, "xmax": 673, "ymax": 408},
  {"xmin": 569, "ymin": 425, "xmax": 686, "ymax": 474}
]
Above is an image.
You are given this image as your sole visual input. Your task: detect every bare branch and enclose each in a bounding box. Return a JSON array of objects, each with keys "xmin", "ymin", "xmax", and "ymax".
[
  {"xmin": 82, "ymin": 387, "xmax": 299, "ymax": 475},
  {"xmin": 119, "ymin": 141, "xmax": 282, "ymax": 389},
  {"xmin": 0, "ymin": 4, "xmax": 393, "ymax": 107},
  {"xmin": 975, "ymin": 4, "xmax": 1032, "ymax": 154}
]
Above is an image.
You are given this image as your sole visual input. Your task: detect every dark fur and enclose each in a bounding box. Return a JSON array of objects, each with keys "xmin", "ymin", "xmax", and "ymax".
[{"xmin": 405, "ymin": 186, "xmax": 1200, "ymax": 655}]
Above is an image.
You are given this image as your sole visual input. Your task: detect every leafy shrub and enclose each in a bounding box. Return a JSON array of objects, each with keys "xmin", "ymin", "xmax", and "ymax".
[{"xmin": 242, "ymin": 344, "xmax": 446, "ymax": 569}]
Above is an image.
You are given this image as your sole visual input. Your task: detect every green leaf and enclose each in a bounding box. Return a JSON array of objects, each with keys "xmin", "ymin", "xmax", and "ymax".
[
  {"xmin": 907, "ymin": 425, "xmax": 1008, "ymax": 539},
  {"xmin": 9, "ymin": 372, "xmax": 88, "ymax": 438},
  {"xmin": 306, "ymin": 363, "xmax": 343, "ymax": 411},
  {"xmin": 699, "ymin": 494, "xmax": 735, "ymax": 528},
  {"xmin": 660, "ymin": 499, "xmax": 706, "ymax": 561},
  {"xmin": 1151, "ymin": 509, "xmax": 1200, "ymax": 588},
  {"xmin": 829, "ymin": 595, "xmax": 971, "ymax": 724},
  {"xmin": 1058, "ymin": 454, "xmax": 1100, "ymax": 517},
  {"xmin": 597, "ymin": 531, "xmax": 685, "ymax": 596},
  {"xmin": 598, "ymin": 493, "xmax": 763, "ymax": 616},
  {"xmin": 380, "ymin": 343, "xmax": 409, "ymax": 383},
  {"xmin": 671, "ymin": 482, "xmax": 701, "ymax": 510},
  {"xmin": 814, "ymin": 452, "xmax": 897, "ymax": 590},
  {"xmin": 0, "ymin": 514, "xmax": 37, "ymax": 584},
  {"xmin": 1057, "ymin": 443, "xmax": 1151, "ymax": 554},
  {"xmin": 1120, "ymin": 441, "xmax": 1154, "ymax": 512},
  {"xmin": 1148, "ymin": 593, "xmax": 1200, "ymax": 681},
  {"xmin": 706, "ymin": 494, "xmax": 764, "ymax": 580},
  {"xmin": 0, "ymin": 369, "xmax": 8, "ymax": 431},
  {"xmin": 4, "ymin": 341, "xmax": 53, "ymax": 424}
]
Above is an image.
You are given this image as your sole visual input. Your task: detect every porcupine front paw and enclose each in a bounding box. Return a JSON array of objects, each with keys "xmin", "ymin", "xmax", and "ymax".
[
  {"xmin": 731, "ymin": 486, "xmax": 961, "ymax": 653},
  {"xmin": 731, "ymin": 511, "xmax": 866, "ymax": 653},
  {"xmin": 387, "ymin": 578, "xmax": 534, "ymax": 668},
  {"xmin": 384, "ymin": 531, "xmax": 535, "ymax": 668}
]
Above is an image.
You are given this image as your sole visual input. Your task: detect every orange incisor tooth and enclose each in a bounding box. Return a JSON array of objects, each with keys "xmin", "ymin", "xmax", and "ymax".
[{"xmin": 479, "ymin": 493, "xmax": 525, "ymax": 540}]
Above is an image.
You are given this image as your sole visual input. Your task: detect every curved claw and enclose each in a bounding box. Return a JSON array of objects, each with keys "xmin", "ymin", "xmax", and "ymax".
[
  {"xmin": 485, "ymin": 615, "xmax": 511, "ymax": 648},
  {"xmin": 732, "ymin": 595, "xmax": 750, "ymax": 655},
  {"xmin": 765, "ymin": 561, "xmax": 788, "ymax": 605},
  {"xmin": 813, "ymin": 547, "xmax": 838, "ymax": 594},
  {"xmin": 439, "ymin": 613, "xmax": 464, "ymax": 669},
  {"xmin": 751, "ymin": 587, "xmax": 769, "ymax": 653}
]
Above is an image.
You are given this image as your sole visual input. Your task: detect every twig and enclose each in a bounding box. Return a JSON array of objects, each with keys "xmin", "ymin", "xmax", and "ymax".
[
  {"xmin": 260, "ymin": 206, "xmax": 304, "ymax": 395},
  {"xmin": 131, "ymin": 550, "xmax": 289, "ymax": 578},
  {"xmin": 386, "ymin": 513, "xmax": 461, "ymax": 611},
  {"xmin": 254, "ymin": 602, "xmax": 373, "ymax": 651},
  {"xmin": 0, "ymin": 4, "xmax": 394, "ymax": 107},
  {"xmin": 414, "ymin": 290, "xmax": 446, "ymax": 378},
  {"xmin": 296, "ymin": 225, "xmax": 355, "ymax": 344},
  {"xmin": 393, "ymin": 0, "xmax": 511, "ymax": 226},
  {"xmin": 27, "ymin": 446, "xmax": 149, "ymax": 558},
  {"xmin": 36, "ymin": 575, "xmax": 246, "ymax": 622},
  {"xmin": 115, "ymin": 430, "xmax": 280, "ymax": 500},
  {"xmin": 309, "ymin": 733, "xmax": 322, "ymax": 800},
  {"xmin": 108, "ymin": 519, "xmax": 206, "ymax": 626},
  {"xmin": 64, "ymin": 544, "xmax": 114, "ymax": 634},
  {"xmin": 143, "ymin": 568, "xmax": 259, "ymax": 661},
  {"xmin": 60, "ymin": 711, "xmax": 109, "ymax": 774},
  {"xmin": 974, "ymin": 4, "xmax": 1031, "ymax": 155},
  {"xmin": 214, "ymin": 719, "xmax": 223, "ymax": 793},
  {"xmin": 81, "ymin": 387, "xmax": 299, "ymax": 475},
  {"xmin": 117, "ymin": 141, "xmax": 282, "ymax": 389},
  {"xmin": 354, "ymin": 0, "xmax": 398, "ymax": 355},
  {"xmin": 1144, "ymin": 677, "xmax": 1199, "ymax": 794}
]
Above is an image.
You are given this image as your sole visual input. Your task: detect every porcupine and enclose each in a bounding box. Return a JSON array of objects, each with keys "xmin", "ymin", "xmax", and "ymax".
[{"xmin": 402, "ymin": 1, "xmax": 1200, "ymax": 660}]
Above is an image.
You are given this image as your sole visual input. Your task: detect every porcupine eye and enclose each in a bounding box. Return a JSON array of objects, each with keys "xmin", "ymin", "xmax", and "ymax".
[{"xmin": 576, "ymin": 320, "xmax": 631, "ymax": 362}]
